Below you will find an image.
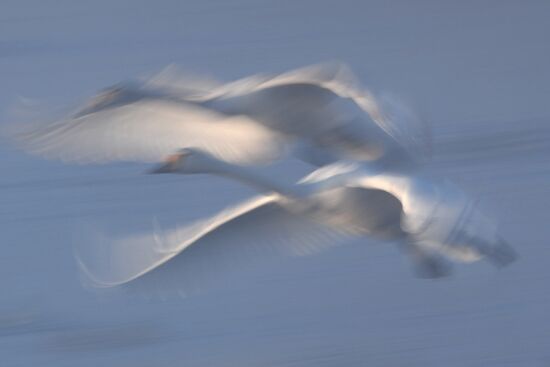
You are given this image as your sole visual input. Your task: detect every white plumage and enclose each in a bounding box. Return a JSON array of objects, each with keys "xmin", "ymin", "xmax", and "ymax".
[
  {"xmin": 77, "ymin": 148, "xmax": 516, "ymax": 288},
  {"xmin": 9, "ymin": 63, "xmax": 516, "ymax": 290},
  {"xmin": 13, "ymin": 63, "xmax": 426, "ymax": 167}
]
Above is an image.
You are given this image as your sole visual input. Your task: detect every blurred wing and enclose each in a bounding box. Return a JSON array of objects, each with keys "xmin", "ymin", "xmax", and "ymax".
[
  {"xmin": 373, "ymin": 93, "xmax": 432, "ymax": 161},
  {"xmin": 76, "ymin": 195, "xmax": 348, "ymax": 292},
  {"xmin": 202, "ymin": 62, "xmax": 431, "ymax": 162},
  {"xmin": 290, "ymin": 63, "xmax": 431, "ymax": 161},
  {"xmin": 12, "ymin": 99, "xmax": 286, "ymax": 165},
  {"xmin": 143, "ymin": 64, "xmax": 225, "ymax": 96},
  {"xmin": 284, "ymin": 63, "xmax": 431, "ymax": 159}
]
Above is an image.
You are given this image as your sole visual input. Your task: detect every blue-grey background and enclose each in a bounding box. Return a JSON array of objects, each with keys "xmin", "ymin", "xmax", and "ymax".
[{"xmin": 1, "ymin": 1, "xmax": 549, "ymax": 366}]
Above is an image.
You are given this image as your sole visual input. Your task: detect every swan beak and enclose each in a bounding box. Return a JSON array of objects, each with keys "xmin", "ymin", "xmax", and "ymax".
[
  {"xmin": 149, "ymin": 152, "xmax": 184, "ymax": 174},
  {"xmin": 148, "ymin": 162, "xmax": 173, "ymax": 174}
]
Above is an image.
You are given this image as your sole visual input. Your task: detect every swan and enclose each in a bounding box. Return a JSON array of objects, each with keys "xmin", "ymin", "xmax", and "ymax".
[
  {"xmin": 11, "ymin": 63, "xmax": 426, "ymax": 168},
  {"xmin": 76, "ymin": 148, "xmax": 516, "ymax": 288}
]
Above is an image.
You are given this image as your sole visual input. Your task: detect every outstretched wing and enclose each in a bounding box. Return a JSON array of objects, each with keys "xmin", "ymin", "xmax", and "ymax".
[
  {"xmin": 9, "ymin": 63, "xmax": 427, "ymax": 166},
  {"xmin": 265, "ymin": 63, "xmax": 430, "ymax": 158},
  {"xmin": 10, "ymin": 98, "xmax": 286, "ymax": 165},
  {"xmin": 195, "ymin": 63, "xmax": 430, "ymax": 164},
  {"xmin": 76, "ymin": 195, "xmax": 348, "ymax": 293}
]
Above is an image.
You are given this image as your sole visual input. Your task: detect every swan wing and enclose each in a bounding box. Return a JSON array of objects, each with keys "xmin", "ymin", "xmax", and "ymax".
[
  {"xmin": 265, "ymin": 63, "xmax": 430, "ymax": 158},
  {"xmin": 11, "ymin": 98, "xmax": 286, "ymax": 165},
  {"xmin": 10, "ymin": 63, "xmax": 426, "ymax": 165},
  {"xmin": 76, "ymin": 195, "xmax": 347, "ymax": 291},
  {"xmin": 193, "ymin": 63, "xmax": 430, "ymax": 163},
  {"xmin": 261, "ymin": 63, "xmax": 431, "ymax": 162}
]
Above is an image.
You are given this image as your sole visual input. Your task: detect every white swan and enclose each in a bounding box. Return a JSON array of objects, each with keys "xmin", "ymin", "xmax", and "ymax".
[
  {"xmin": 11, "ymin": 63, "xmax": 426, "ymax": 168},
  {"xmin": 76, "ymin": 148, "xmax": 516, "ymax": 288}
]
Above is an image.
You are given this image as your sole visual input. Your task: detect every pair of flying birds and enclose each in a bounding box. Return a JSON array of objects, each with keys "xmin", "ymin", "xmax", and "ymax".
[{"xmin": 13, "ymin": 63, "xmax": 516, "ymax": 289}]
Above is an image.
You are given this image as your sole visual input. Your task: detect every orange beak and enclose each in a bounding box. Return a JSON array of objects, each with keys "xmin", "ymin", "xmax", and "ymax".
[{"xmin": 149, "ymin": 153, "xmax": 180, "ymax": 174}]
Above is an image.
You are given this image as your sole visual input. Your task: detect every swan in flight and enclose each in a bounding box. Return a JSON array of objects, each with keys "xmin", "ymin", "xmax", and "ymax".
[
  {"xmin": 77, "ymin": 148, "xmax": 516, "ymax": 288},
  {"xmin": 12, "ymin": 63, "xmax": 427, "ymax": 168}
]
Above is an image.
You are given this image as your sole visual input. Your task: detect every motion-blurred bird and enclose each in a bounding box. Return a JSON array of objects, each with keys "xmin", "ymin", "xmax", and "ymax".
[
  {"xmin": 12, "ymin": 63, "xmax": 428, "ymax": 168},
  {"xmin": 77, "ymin": 147, "xmax": 516, "ymax": 289}
]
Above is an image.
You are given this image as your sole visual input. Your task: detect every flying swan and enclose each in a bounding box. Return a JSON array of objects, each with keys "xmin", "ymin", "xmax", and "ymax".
[
  {"xmin": 75, "ymin": 147, "xmax": 516, "ymax": 288},
  {"xmin": 12, "ymin": 63, "xmax": 427, "ymax": 168}
]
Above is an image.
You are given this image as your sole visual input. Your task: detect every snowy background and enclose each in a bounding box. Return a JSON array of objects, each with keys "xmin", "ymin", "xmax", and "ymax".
[{"xmin": 1, "ymin": 1, "xmax": 550, "ymax": 366}]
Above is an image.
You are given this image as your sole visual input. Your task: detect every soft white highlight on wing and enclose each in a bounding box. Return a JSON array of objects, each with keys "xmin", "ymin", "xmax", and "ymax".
[
  {"xmin": 194, "ymin": 62, "xmax": 429, "ymax": 159},
  {"xmin": 13, "ymin": 99, "xmax": 286, "ymax": 165},
  {"xmin": 8, "ymin": 63, "xmax": 427, "ymax": 166},
  {"xmin": 76, "ymin": 194, "xmax": 347, "ymax": 290}
]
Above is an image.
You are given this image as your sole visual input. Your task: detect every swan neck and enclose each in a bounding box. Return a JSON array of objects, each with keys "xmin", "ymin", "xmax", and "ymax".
[{"xmin": 205, "ymin": 159, "xmax": 303, "ymax": 198}]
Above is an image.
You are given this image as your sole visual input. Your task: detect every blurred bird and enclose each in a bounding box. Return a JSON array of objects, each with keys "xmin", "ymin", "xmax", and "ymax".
[
  {"xmin": 77, "ymin": 147, "xmax": 516, "ymax": 289},
  {"xmin": 12, "ymin": 63, "xmax": 428, "ymax": 168}
]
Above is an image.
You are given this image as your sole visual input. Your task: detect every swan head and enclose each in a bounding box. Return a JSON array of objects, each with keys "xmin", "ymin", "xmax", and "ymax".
[{"xmin": 149, "ymin": 148, "xmax": 221, "ymax": 174}]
